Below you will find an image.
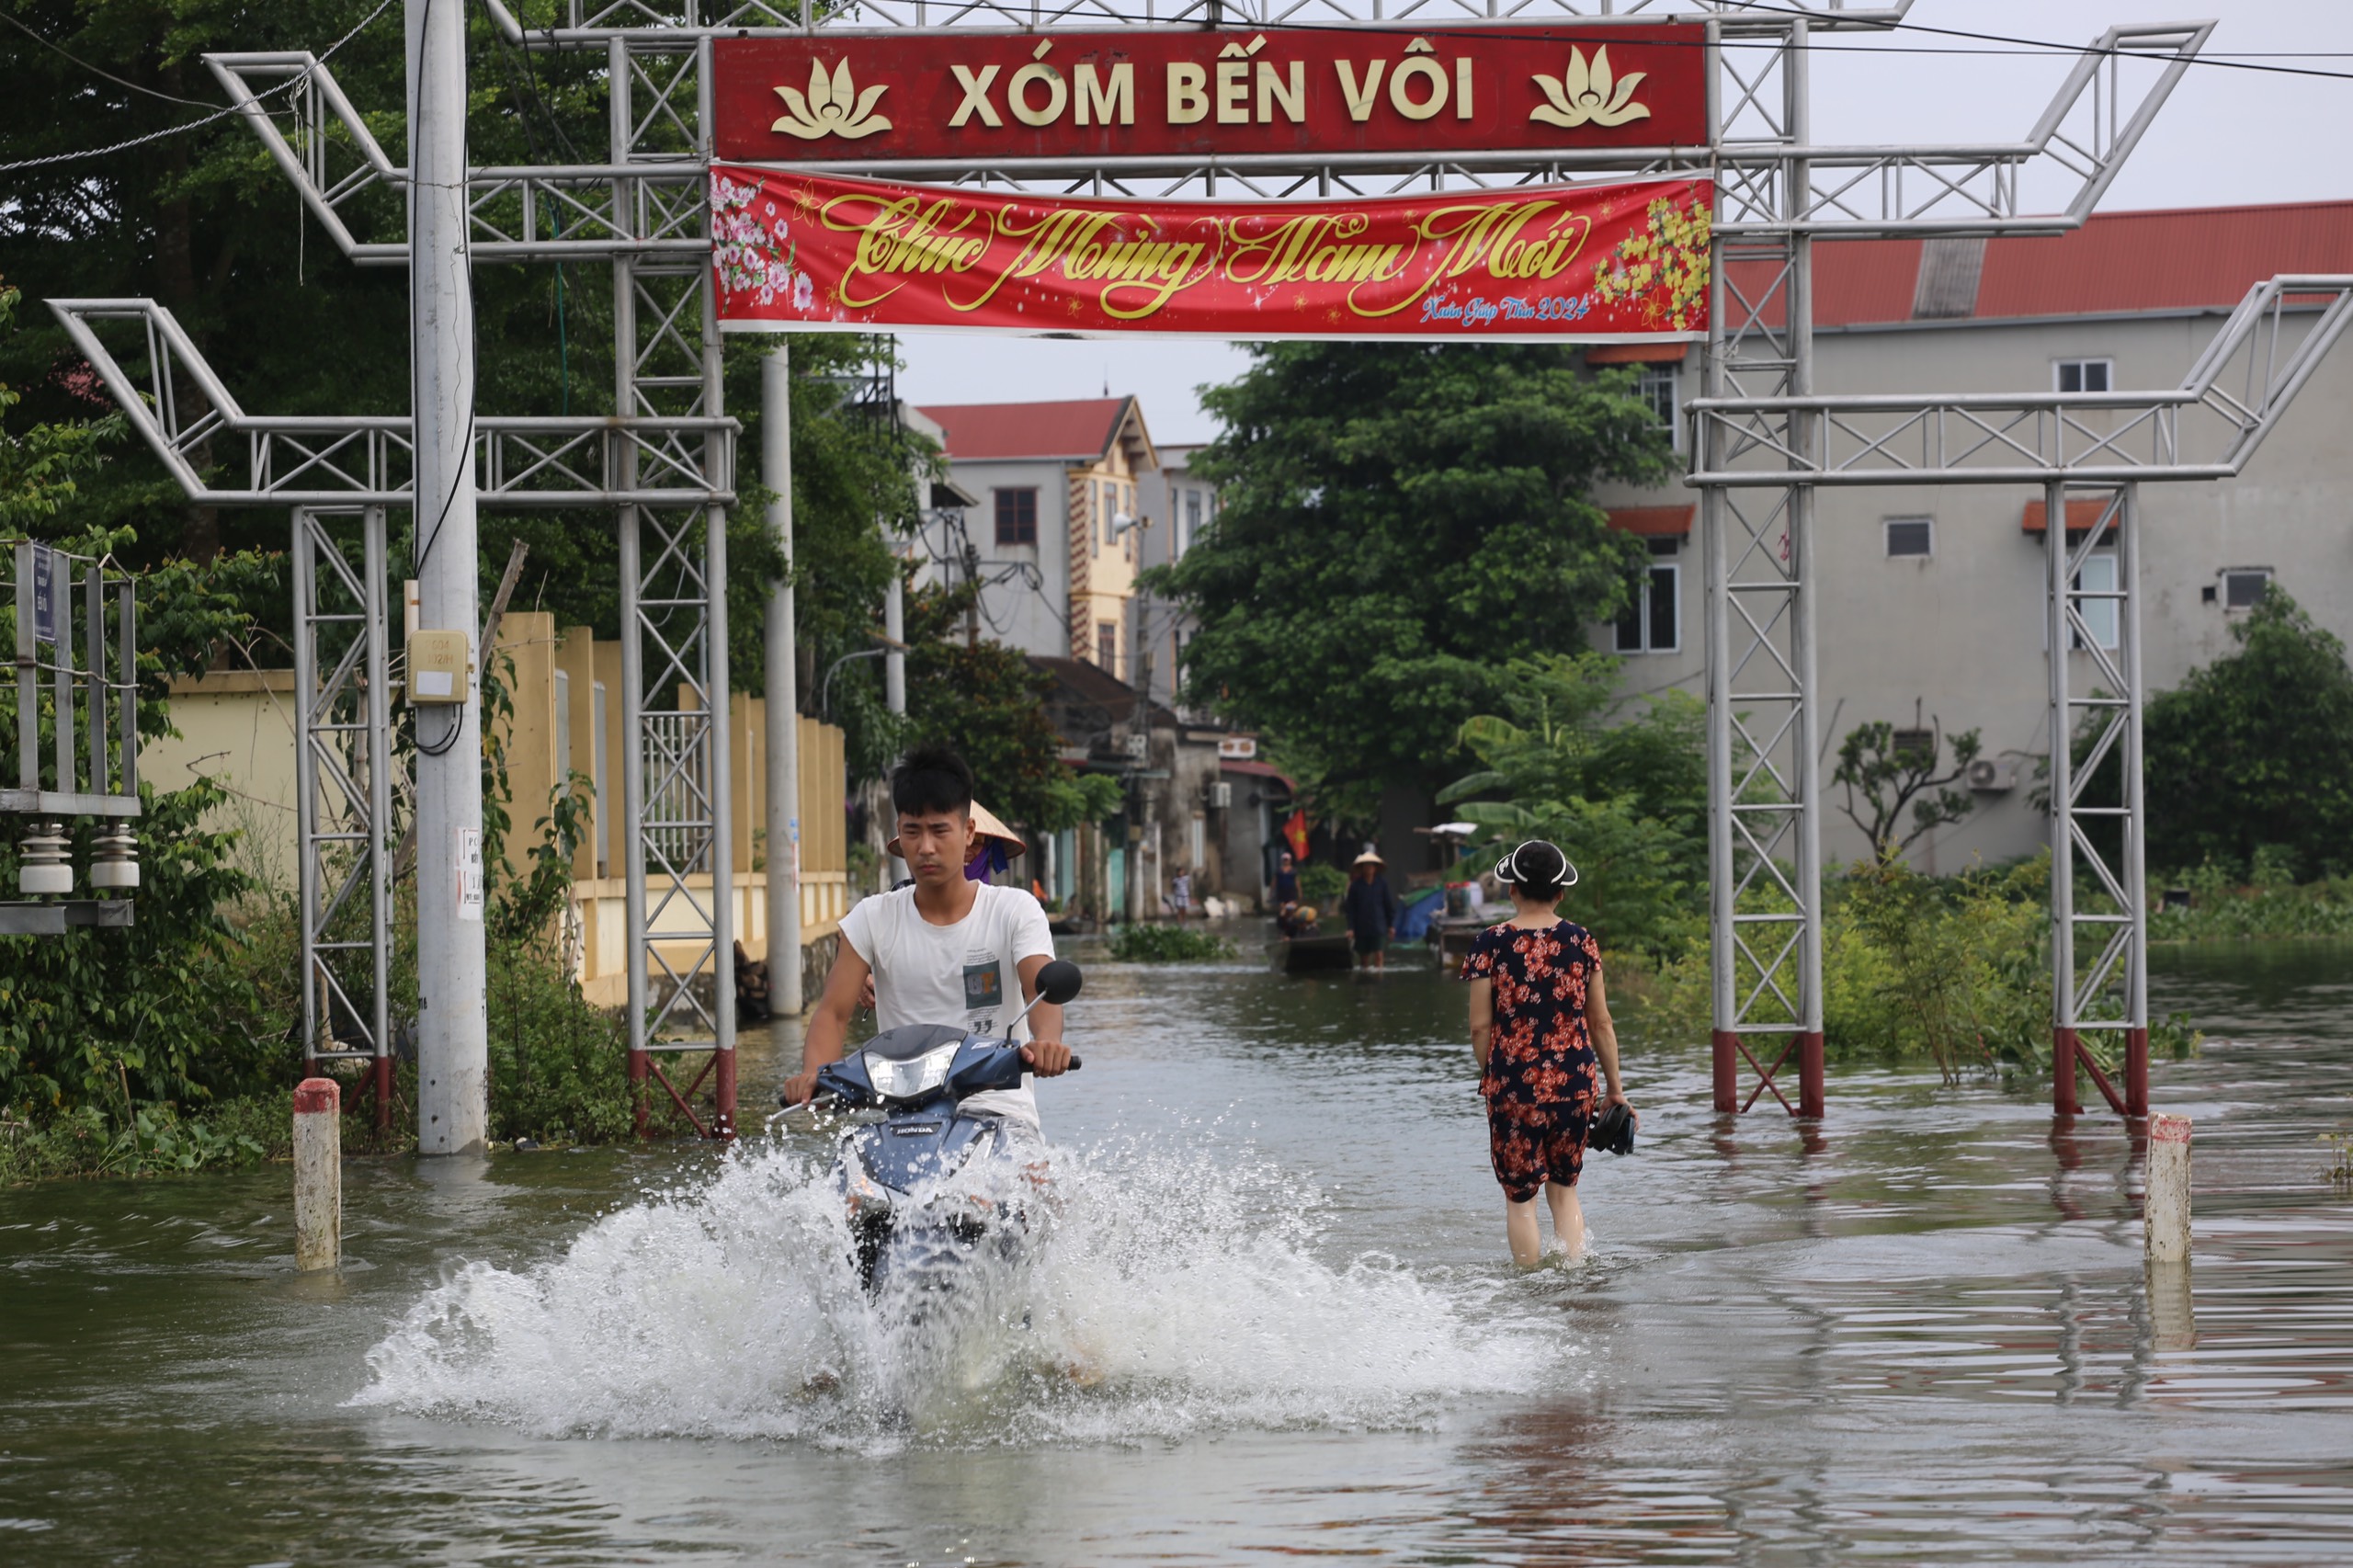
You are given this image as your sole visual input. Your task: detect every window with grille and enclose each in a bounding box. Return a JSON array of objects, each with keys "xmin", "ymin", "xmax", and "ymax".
[
  {"xmin": 1097, "ymin": 620, "xmax": 1119, "ymax": 676},
  {"xmin": 2223, "ymin": 568, "xmax": 2271, "ymax": 609},
  {"xmin": 2055, "ymin": 358, "xmax": 2113, "ymax": 393},
  {"xmin": 1613, "ymin": 563, "xmax": 1679, "ymax": 653},
  {"xmin": 2072, "ymin": 554, "xmax": 2120, "ymax": 650},
  {"xmin": 994, "ymin": 488, "xmax": 1037, "ymax": 547},
  {"xmin": 1885, "ymin": 517, "xmax": 1934, "ymax": 558}
]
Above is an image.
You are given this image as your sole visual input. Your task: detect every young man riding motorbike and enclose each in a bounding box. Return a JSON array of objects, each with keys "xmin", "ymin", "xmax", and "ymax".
[{"xmin": 782, "ymin": 745, "xmax": 1074, "ymax": 1121}]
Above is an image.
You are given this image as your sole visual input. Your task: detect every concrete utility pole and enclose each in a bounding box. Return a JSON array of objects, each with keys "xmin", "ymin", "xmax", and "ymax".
[
  {"xmin": 406, "ymin": 0, "xmax": 488, "ymax": 1153},
  {"xmin": 763, "ymin": 345, "xmax": 802, "ymax": 1015},
  {"xmin": 883, "ymin": 566, "xmax": 905, "ymax": 715}
]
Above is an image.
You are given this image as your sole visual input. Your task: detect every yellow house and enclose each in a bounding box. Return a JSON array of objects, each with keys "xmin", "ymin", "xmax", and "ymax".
[{"xmin": 146, "ymin": 610, "xmax": 849, "ymax": 1008}]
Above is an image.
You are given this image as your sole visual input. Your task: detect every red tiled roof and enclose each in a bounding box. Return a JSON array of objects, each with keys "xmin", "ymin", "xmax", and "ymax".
[
  {"xmin": 1587, "ymin": 343, "xmax": 1688, "ymax": 365},
  {"xmin": 918, "ymin": 397, "xmax": 1131, "ymax": 461},
  {"xmin": 2023, "ymin": 498, "xmax": 2128, "ymax": 534},
  {"xmin": 1730, "ymin": 200, "xmax": 2353, "ymax": 330},
  {"xmin": 1608, "ymin": 505, "xmax": 1695, "ymax": 536}
]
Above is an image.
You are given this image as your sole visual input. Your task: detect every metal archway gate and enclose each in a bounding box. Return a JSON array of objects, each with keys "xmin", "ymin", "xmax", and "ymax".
[{"xmin": 59, "ymin": 0, "xmax": 2353, "ymax": 1137}]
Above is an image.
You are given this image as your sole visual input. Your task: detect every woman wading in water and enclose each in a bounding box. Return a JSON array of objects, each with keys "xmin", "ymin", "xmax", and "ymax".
[{"xmin": 1462, "ymin": 839, "xmax": 1634, "ymax": 1267}]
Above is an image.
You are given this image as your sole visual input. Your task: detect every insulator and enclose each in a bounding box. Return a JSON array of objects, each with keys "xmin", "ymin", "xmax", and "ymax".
[
  {"xmin": 18, "ymin": 823, "xmax": 72, "ymax": 896},
  {"xmin": 89, "ymin": 827, "xmax": 141, "ymax": 891}
]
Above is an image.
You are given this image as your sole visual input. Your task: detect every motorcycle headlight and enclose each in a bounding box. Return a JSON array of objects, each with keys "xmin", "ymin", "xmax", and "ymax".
[{"xmin": 861, "ymin": 1041, "xmax": 959, "ymax": 1102}]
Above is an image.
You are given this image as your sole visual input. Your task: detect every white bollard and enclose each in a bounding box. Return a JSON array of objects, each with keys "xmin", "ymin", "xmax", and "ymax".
[
  {"xmin": 2145, "ymin": 1110, "xmax": 2192, "ymax": 1265},
  {"xmin": 293, "ymin": 1077, "xmax": 342, "ymax": 1271}
]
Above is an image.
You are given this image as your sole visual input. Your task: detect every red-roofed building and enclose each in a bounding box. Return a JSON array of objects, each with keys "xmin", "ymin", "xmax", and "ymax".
[
  {"xmin": 915, "ymin": 395, "xmax": 1160, "ymax": 677},
  {"xmin": 1594, "ymin": 199, "xmax": 2353, "ymax": 870},
  {"xmin": 912, "ymin": 395, "xmax": 1271, "ymax": 917}
]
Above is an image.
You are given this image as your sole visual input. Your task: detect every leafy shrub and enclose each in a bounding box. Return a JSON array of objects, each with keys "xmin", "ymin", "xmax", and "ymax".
[
  {"xmin": 1296, "ymin": 863, "xmax": 1347, "ymax": 911},
  {"xmin": 2152, "ymin": 869, "xmax": 2353, "ymax": 942},
  {"xmin": 2145, "ymin": 590, "xmax": 2353, "ymax": 880},
  {"xmin": 1109, "ymin": 923, "xmax": 1236, "ymax": 963},
  {"xmin": 1630, "ymin": 852, "xmax": 2197, "ymax": 1079}
]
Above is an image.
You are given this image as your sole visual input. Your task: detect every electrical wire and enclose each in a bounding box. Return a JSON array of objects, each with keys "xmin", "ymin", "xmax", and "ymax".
[
  {"xmin": 0, "ymin": 0, "xmax": 399, "ymax": 176},
  {"xmin": 7, "ymin": 0, "xmax": 2350, "ymax": 183},
  {"xmin": 0, "ymin": 12, "xmax": 220, "ymax": 108}
]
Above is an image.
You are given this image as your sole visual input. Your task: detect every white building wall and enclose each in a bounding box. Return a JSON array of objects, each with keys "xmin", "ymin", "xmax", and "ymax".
[
  {"xmin": 926, "ymin": 455, "xmax": 1077, "ymax": 659},
  {"xmin": 1592, "ymin": 306, "xmax": 2353, "ymax": 873}
]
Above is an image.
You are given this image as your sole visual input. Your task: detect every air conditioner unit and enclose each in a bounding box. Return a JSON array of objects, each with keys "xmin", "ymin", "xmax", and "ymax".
[
  {"xmin": 1966, "ymin": 757, "xmax": 2018, "ymax": 793},
  {"xmin": 1206, "ymin": 780, "xmax": 1233, "ymax": 810}
]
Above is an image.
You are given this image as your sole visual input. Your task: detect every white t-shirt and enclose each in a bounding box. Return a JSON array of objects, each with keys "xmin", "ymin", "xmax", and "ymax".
[{"xmin": 837, "ymin": 881, "xmax": 1057, "ymax": 1127}]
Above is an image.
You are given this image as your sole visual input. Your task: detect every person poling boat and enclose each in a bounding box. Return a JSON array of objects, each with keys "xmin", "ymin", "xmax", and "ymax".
[{"xmin": 1342, "ymin": 849, "xmax": 1399, "ymax": 972}]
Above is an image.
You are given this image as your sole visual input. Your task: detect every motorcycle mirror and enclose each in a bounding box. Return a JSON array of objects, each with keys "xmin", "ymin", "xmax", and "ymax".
[{"xmin": 1035, "ymin": 959, "xmax": 1084, "ymax": 1006}]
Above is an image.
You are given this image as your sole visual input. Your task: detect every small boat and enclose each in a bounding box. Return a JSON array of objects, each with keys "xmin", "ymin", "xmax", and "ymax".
[{"xmin": 1270, "ymin": 931, "xmax": 1354, "ymax": 973}]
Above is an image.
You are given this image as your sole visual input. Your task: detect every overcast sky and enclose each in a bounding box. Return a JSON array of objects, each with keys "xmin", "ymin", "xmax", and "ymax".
[{"xmin": 893, "ymin": 1, "xmax": 2353, "ymax": 445}]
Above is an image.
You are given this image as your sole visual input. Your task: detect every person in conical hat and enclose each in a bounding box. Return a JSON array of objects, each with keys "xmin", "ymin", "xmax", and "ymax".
[{"xmin": 1342, "ymin": 847, "xmax": 1398, "ymax": 971}]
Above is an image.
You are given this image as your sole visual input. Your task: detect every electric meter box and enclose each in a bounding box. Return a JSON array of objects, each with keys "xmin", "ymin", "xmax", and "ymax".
[{"xmin": 407, "ymin": 629, "xmax": 471, "ymax": 705}]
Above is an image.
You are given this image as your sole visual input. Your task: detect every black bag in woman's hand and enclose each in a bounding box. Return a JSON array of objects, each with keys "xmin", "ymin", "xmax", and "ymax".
[{"xmin": 1592, "ymin": 1100, "xmax": 1636, "ymax": 1157}]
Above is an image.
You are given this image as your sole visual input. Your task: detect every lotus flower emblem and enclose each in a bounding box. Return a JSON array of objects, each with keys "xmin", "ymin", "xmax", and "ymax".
[
  {"xmin": 772, "ymin": 59, "xmax": 892, "ymax": 141},
  {"xmin": 1529, "ymin": 46, "xmax": 1651, "ymax": 130}
]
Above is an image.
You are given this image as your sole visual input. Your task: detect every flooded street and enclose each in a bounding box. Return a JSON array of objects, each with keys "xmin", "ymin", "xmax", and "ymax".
[{"xmin": 5, "ymin": 936, "xmax": 2351, "ymax": 1564}]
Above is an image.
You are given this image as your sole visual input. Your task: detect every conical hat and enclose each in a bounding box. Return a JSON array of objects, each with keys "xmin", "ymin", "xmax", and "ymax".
[{"xmin": 1352, "ymin": 848, "xmax": 1385, "ymax": 868}]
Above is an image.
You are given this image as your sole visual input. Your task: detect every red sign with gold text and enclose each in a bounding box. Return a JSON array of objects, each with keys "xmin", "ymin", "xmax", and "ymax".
[
  {"xmin": 712, "ymin": 167, "xmax": 1711, "ymax": 341},
  {"xmin": 711, "ymin": 27, "xmax": 1707, "ymax": 164}
]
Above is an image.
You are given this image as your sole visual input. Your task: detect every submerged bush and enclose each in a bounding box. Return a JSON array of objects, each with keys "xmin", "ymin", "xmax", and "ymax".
[
  {"xmin": 1109, "ymin": 924, "xmax": 1237, "ymax": 963},
  {"xmin": 2151, "ymin": 867, "xmax": 2353, "ymax": 943},
  {"xmin": 1627, "ymin": 852, "xmax": 2195, "ymax": 1082}
]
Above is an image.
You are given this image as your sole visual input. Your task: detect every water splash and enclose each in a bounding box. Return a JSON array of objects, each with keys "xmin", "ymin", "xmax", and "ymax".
[{"xmin": 355, "ymin": 1135, "xmax": 1563, "ymax": 1449}]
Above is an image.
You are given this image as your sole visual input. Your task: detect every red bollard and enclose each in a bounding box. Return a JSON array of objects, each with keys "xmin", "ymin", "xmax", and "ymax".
[{"xmin": 292, "ymin": 1077, "xmax": 341, "ymax": 1271}]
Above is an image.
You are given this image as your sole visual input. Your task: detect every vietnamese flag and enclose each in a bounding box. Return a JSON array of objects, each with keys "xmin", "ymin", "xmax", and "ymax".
[{"xmin": 1282, "ymin": 810, "xmax": 1310, "ymax": 864}]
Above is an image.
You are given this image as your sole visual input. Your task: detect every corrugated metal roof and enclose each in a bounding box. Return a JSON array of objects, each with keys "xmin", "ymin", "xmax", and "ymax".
[
  {"xmin": 919, "ymin": 397, "xmax": 1131, "ymax": 461},
  {"xmin": 1727, "ymin": 200, "xmax": 2353, "ymax": 330}
]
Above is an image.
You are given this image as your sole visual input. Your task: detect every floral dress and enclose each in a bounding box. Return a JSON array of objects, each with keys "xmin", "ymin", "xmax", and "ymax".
[{"xmin": 1462, "ymin": 920, "xmax": 1604, "ymax": 1201}]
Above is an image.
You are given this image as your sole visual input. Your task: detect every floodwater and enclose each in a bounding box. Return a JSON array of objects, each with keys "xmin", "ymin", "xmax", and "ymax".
[{"xmin": 4, "ymin": 935, "xmax": 2350, "ymax": 1565}]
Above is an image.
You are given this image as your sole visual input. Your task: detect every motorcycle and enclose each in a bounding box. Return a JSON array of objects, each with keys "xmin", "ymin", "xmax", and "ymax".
[{"xmin": 784, "ymin": 959, "xmax": 1085, "ymax": 1295}]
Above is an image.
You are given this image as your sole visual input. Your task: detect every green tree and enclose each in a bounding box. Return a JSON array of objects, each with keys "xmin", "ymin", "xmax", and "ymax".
[
  {"xmin": 901, "ymin": 575, "xmax": 1122, "ymax": 835},
  {"xmin": 1437, "ymin": 652, "xmax": 1706, "ymax": 960},
  {"xmin": 1832, "ymin": 704, "xmax": 1982, "ymax": 861},
  {"xmin": 2144, "ymin": 589, "xmax": 2353, "ymax": 880},
  {"xmin": 1145, "ymin": 343, "xmax": 1676, "ymax": 813},
  {"xmin": 0, "ymin": 1, "xmax": 911, "ymax": 733}
]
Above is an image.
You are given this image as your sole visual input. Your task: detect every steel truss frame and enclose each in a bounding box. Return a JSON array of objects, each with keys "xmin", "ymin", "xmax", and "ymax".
[
  {"xmin": 93, "ymin": 0, "xmax": 2248, "ymax": 1127},
  {"xmin": 290, "ymin": 506, "xmax": 396, "ymax": 1129},
  {"xmin": 1688, "ymin": 279, "xmax": 2351, "ymax": 1117},
  {"xmin": 2044, "ymin": 484, "xmax": 2144, "ymax": 1121},
  {"xmin": 46, "ymin": 301, "xmax": 734, "ymax": 509}
]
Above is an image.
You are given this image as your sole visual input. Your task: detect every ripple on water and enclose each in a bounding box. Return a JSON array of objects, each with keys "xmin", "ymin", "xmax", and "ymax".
[{"xmin": 353, "ymin": 1135, "xmax": 1566, "ymax": 1450}]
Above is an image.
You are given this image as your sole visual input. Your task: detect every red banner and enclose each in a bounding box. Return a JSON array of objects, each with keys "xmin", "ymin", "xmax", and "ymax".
[
  {"xmin": 711, "ymin": 27, "xmax": 1708, "ymax": 165},
  {"xmin": 712, "ymin": 168, "xmax": 1711, "ymax": 342}
]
